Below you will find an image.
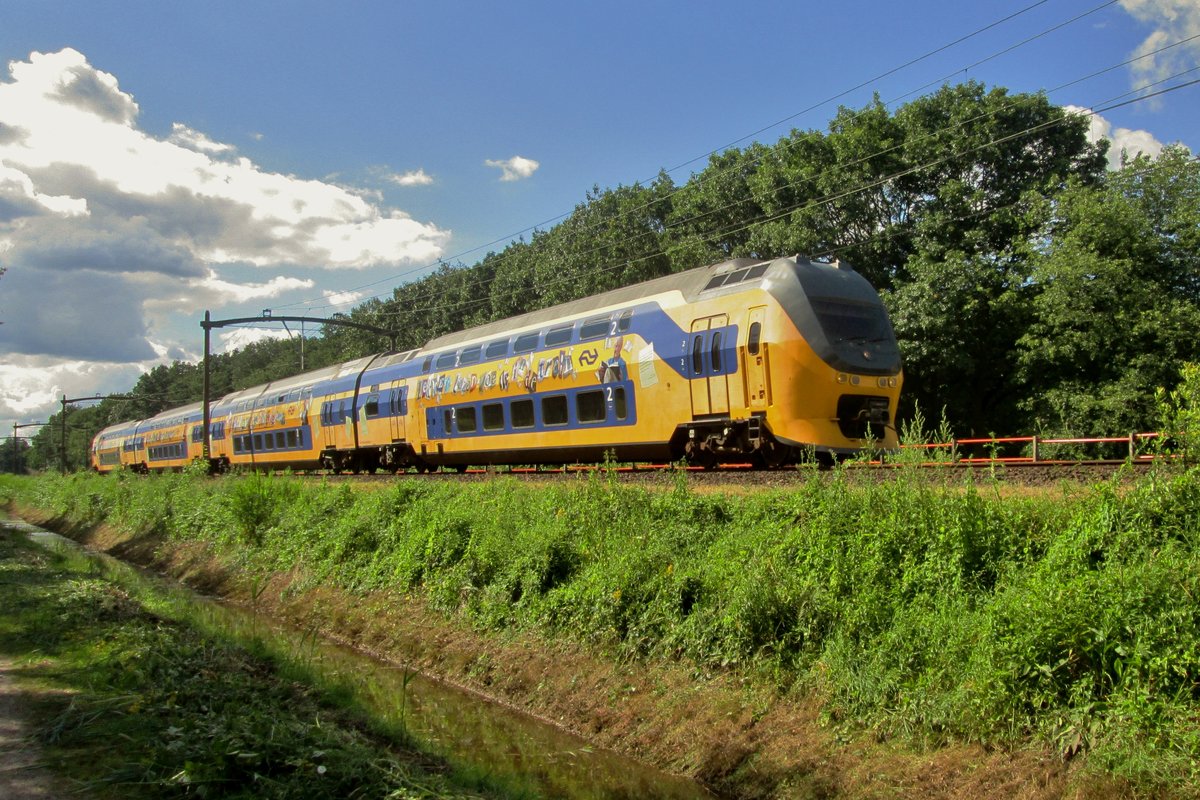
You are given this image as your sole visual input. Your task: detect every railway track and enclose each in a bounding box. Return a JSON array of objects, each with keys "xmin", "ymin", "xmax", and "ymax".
[{"xmin": 292, "ymin": 457, "xmax": 1161, "ymax": 489}]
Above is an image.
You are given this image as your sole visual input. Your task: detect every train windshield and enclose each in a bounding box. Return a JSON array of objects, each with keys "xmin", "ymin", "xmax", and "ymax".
[{"xmin": 810, "ymin": 298, "xmax": 893, "ymax": 344}]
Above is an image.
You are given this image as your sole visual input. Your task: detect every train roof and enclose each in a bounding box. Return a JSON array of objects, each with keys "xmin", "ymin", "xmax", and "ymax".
[
  {"xmin": 421, "ymin": 258, "xmax": 753, "ymax": 351},
  {"xmin": 143, "ymin": 401, "xmax": 205, "ymax": 424},
  {"xmin": 94, "ymin": 420, "xmax": 140, "ymax": 439},
  {"xmin": 420, "ymin": 255, "xmax": 864, "ymax": 351}
]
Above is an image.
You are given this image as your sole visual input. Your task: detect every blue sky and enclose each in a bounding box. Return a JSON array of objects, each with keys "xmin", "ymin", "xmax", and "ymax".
[{"xmin": 1, "ymin": 0, "xmax": 1198, "ymax": 431}]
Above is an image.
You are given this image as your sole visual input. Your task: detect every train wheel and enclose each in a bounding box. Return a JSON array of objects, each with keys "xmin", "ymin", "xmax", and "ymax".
[
  {"xmin": 755, "ymin": 440, "xmax": 789, "ymax": 469},
  {"xmin": 685, "ymin": 442, "xmax": 717, "ymax": 470}
]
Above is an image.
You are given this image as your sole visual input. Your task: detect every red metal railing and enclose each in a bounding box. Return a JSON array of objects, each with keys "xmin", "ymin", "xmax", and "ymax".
[{"xmin": 899, "ymin": 432, "xmax": 1163, "ymax": 464}]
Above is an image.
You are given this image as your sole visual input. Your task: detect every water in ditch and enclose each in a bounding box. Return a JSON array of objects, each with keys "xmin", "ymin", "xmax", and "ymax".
[{"xmin": 4, "ymin": 518, "xmax": 713, "ymax": 800}]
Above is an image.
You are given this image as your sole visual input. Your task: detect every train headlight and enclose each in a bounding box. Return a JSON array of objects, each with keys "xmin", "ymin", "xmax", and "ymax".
[
  {"xmin": 837, "ymin": 373, "xmax": 848, "ymax": 384},
  {"xmin": 888, "ymin": 377, "xmax": 897, "ymax": 388},
  {"xmin": 877, "ymin": 377, "xmax": 888, "ymax": 388},
  {"xmin": 850, "ymin": 375, "xmax": 860, "ymax": 386}
]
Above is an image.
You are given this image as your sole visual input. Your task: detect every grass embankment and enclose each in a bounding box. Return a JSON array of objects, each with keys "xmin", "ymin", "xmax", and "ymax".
[
  {"xmin": 3, "ymin": 467, "xmax": 1200, "ymax": 797},
  {"xmin": 0, "ymin": 523, "xmax": 504, "ymax": 799}
]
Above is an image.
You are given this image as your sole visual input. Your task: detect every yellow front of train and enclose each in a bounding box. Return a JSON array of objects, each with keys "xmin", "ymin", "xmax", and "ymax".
[{"xmin": 757, "ymin": 257, "xmax": 903, "ymax": 458}]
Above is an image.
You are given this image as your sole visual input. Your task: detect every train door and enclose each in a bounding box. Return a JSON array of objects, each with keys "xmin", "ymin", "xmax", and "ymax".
[
  {"xmin": 743, "ymin": 306, "xmax": 770, "ymax": 410},
  {"xmin": 321, "ymin": 398, "xmax": 340, "ymax": 450},
  {"xmin": 689, "ymin": 314, "xmax": 730, "ymax": 417},
  {"xmin": 299, "ymin": 388, "xmax": 312, "ymax": 448},
  {"xmin": 388, "ymin": 383, "xmax": 408, "ymax": 442}
]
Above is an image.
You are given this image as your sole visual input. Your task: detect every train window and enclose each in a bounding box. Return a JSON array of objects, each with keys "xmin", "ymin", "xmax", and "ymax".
[
  {"xmin": 459, "ymin": 346, "xmax": 482, "ymax": 366},
  {"xmin": 191, "ymin": 425, "xmax": 203, "ymax": 443},
  {"xmin": 485, "ymin": 340, "xmax": 509, "ymax": 360},
  {"xmin": 456, "ymin": 406, "xmax": 477, "ymax": 433},
  {"xmin": 511, "ymin": 399, "xmax": 535, "ymax": 429},
  {"xmin": 711, "ymin": 331, "xmax": 722, "ymax": 371},
  {"xmin": 482, "ymin": 403, "xmax": 504, "ymax": 431},
  {"xmin": 617, "ymin": 310, "xmax": 632, "ymax": 332},
  {"xmin": 254, "ymin": 434, "xmax": 264, "ymax": 451},
  {"xmin": 275, "ymin": 432, "xmax": 286, "ymax": 449},
  {"xmin": 726, "ymin": 268, "xmax": 750, "ymax": 284},
  {"xmin": 542, "ymin": 395, "xmax": 568, "ymax": 426},
  {"xmin": 513, "ymin": 332, "xmax": 540, "ymax": 353},
  {"xmin": 614, "ymin": 387, "xmax": 627, "ymax": 420},
  {"xmin": 444, "ymin": 409, "xmax": 453, "ymax": 433},
  {"xmin": 436, "ymin": 352, "xmax": 457, "ymax": 370},
  {"xmin": 810, "ymin": 298, "xmax": 892, "ymax": 343},
  {"xmin": 577, "ymin": 390, "xmax": 605, "ymax": 423},
  {"xmin": 580, "ymin": 316, "xmax": 610, "ymax": 340},
  {"xmin": 746, "ymin": 264, "xmax": 768, "ymax": 280},
  {"xmin": 748, "ymin": 322, "xmax": 762, "ymax": 355},
  {"xmin": 544, "ymin": 324, "xmax": 573, "ymax": 347},
  {"xmin": 691, "ymin": 335, "xmax": 704, "ymax": 374},
  {"xmin": 422, "ymin": 355, "xmax": 433, "ymax": 373},
  {"xmin": 287, "ymin": 430, "xmax": 298, "ymax": 448},
  {"xmin": 703, "ymin": 274, "xmax": 727, "ymax": 291},
  {"xmin": 364, "ymin": 395, "xmax": 380, "ymax": 418}
]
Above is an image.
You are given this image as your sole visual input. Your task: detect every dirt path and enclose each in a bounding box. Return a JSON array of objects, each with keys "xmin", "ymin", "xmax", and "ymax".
[{"xmin": 0, "ymin": 659, "xmax": 75, "ymax": 800}]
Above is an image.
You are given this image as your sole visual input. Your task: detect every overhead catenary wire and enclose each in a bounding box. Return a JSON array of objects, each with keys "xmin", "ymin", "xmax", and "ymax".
[
  {"xmin": 356, "ymin": 60, "xmax": 1200, "ymax": 327},
  {"xmin": 293, "ymin": 2, "xmax": 1176, "ymax": 323},
  {"xmin": 364, "ymin": 75, "xmax": 1200, "ymax": 329},
  {"xmin": 271, "ymin": 0, "xmax": 1082, "ymax": 314},
  {"xmin": 296, "ymin": 36, "xmax": 1172, "ymax": 324}
]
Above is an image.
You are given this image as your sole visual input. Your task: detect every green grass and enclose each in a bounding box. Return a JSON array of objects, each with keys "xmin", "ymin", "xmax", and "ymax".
[
  {"xmin": 0, "ymin": 524, "xmax": 499, "ymax": 799},
  {"xmin": 4, "ymin": 465, "xmax": 1200, "ymax": 795}
]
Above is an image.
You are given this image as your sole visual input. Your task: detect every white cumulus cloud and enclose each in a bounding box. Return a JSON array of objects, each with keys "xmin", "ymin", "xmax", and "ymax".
[
  {"xmin": 0, "ymin": 356, "xmax": 148, "ymax": 425},
  {"xmin": 0, "ymin": 48, "xmax": 451, "ymax": 275},
  {"xmin": 0, "ymin": 47, "xmax": 454, "ymax": 427},
  {"xmin": 0, "ymin": 47, "xmax": 452, "ymax": 368},
  {"xmin": 197, "ymin": 273, "xmax": 316, "ymax": 304},
  {"xmin": 388, "ymin": 168, "xmax": 434, "ymax": 186},
  {"xmin": 485, "ymin": 155, "xmax": 540, "ymax": 182},
  {"xmin": 1120, "ymin": 1, "xmax": 1200, "ymax": 96},
  {"xmin": 218, "ymin": 327, "xmax": 295, "ymax": 353},
  {"xmin": 169, "ymin": 123, "xmax": 236, "ymax": 155},
  {"xmin": 323, "ymin": 289, "xmax": 365, "ymax": 307},
  {"xmin": 1066, "ymin": 106, "xmax": 1168, "ymax": 169}
]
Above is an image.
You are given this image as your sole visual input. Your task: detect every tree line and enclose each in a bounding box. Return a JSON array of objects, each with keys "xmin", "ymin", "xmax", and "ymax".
[{"xmin": 18, "ymin": 81, "xmax": 1200, "ymax": 471}]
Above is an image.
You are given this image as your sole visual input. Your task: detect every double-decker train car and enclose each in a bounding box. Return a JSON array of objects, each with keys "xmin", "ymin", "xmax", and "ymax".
[{"xmin": 91, "ymin": 255, "xmax": 903, "ymax": 473}]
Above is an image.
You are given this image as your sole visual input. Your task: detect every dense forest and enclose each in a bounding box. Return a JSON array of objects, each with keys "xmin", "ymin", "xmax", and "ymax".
[{"xmin": 20, "ymin": 81, "xmax": 1200, "ymax": 471}]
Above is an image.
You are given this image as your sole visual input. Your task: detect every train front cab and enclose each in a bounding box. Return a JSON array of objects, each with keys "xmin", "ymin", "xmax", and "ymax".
[
  {"xmin": 755, "ymin": 257, "xmax": 902, "ymax": 462},
  {"xmin": 676, "ymin": 257, "xmax": 902, "ymax": 467}
]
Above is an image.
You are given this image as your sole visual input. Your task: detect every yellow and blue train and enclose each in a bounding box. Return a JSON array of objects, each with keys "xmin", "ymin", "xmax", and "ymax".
[{"xmin": 91, "ymin": 255, "xmax": 903, "ymax": 473}]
